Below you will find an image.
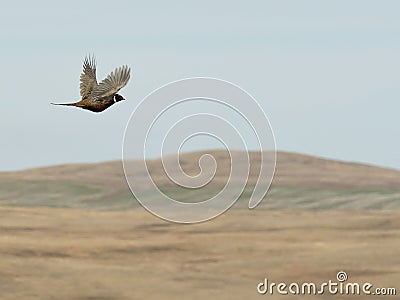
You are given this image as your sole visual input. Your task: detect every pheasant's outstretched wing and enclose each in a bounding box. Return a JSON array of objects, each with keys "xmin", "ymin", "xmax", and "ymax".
[
  {"xmin": 80, "ymin": 56, "xmax": 97, "ymax": 99},
  {"xmin": 90, "ymin": 65, "xmax": 130, "ymax": 101}
]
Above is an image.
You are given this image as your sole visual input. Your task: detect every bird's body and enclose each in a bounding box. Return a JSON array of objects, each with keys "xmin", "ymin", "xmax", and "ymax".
[
  {"xmin": 55, "ymin": 95, "xmax": 117, "ymax": 113},
  {"xmin": 52, "ymin": 56, "xmax": 130, "ymax": 113}
]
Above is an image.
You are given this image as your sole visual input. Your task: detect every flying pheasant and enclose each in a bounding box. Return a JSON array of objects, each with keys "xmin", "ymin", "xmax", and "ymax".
[{"xmin": 52, "ymin": 56, "xmax": 131, "ymax": 112}]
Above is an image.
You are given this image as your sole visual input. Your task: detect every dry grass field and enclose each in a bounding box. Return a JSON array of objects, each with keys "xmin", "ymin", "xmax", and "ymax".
[
  {"xmin": 0, "ymin": 208, "xmax": 399, "ymax": 299},
  {"xmin": 0, "ymin": 151, "xmax": 399, "ymax": 299}
]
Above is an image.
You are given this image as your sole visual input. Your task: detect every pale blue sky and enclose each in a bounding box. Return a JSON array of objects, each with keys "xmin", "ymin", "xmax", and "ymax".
[{"xmin": 1, "ymin": 0, "xmax": 399, "ymax": 170}]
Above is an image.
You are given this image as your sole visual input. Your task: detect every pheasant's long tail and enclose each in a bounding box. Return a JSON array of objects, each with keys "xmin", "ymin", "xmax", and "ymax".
[{"xmin": 51, "ymin": 102, "xmax": 78, "ymax": 106}]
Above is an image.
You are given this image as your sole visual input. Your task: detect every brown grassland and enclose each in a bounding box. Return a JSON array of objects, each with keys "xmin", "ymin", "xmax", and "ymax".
[{"xmin": 0, "ymin": 151, "xmax": 399, "ymax": 299}]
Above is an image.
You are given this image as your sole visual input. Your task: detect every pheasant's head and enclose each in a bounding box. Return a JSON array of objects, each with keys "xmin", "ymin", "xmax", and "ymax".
[{"xmin": 114, "ymin": 94, "xmax": 125, "ymax": 102}]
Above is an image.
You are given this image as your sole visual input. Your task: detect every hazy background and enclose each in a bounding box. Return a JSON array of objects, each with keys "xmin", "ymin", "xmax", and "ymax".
[{"xmin": 1, "ymin": 0, "xmax": 399, "ymax": 171}]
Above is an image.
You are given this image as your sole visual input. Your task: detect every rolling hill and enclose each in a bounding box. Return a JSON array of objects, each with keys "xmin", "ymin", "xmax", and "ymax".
[
  {"xmin": 0, "ymin": 150, "xmax": 399, "ymax": 210},
  {"xmin": 1, "ymin": 151, "xmax": 399, "ymax": 300}
]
